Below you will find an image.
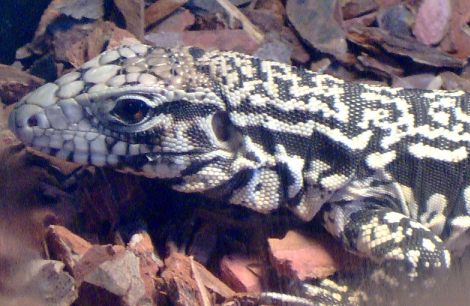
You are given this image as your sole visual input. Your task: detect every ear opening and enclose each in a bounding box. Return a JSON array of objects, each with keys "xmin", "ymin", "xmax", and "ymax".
[{"xmin": 211, "ymin": 111, "xmax": 244, "ymax": 153}]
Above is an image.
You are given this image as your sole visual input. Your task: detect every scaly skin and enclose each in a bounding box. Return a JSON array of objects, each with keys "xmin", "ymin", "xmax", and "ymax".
[{"xmin": 10, "ymin": 44, "xmax": 470, "ymax": 305}]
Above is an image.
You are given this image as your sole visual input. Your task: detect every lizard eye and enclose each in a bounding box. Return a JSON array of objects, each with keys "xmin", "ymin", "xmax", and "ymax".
[{"xmin": 111, "ymin": 96, "xmax": 150, "ymax": 124}]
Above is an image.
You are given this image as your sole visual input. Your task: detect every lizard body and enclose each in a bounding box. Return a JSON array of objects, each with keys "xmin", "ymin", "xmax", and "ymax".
[{"xmin": 9, "ymin": 44, "xmax": 470, "ymax": 305}]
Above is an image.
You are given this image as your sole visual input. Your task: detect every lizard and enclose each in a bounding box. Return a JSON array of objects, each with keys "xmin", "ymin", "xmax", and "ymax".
[{"xmin": 8, "ymin": 44, "xmax": 470, "ymax": 305}]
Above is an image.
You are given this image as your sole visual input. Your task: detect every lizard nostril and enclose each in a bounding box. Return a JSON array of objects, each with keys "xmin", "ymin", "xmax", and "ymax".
[{"xmin": 27, "ymin": 115, "xmax": 39, "ymax": 127}]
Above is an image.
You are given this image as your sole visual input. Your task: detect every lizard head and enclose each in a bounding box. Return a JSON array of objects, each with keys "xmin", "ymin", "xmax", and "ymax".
[
  {"xmin": 8, "ymin": 45, "xmax": 245, "ymax": 180},
  {"xmin": 9, "ymin": 44, "xmax": 291, "ymax": 217}
]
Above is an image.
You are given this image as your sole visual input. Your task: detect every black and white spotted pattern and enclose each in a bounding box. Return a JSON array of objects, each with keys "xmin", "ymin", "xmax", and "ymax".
[{"xmin": 8, "ymin": 44, "xmax": 470, "ymax": 305}]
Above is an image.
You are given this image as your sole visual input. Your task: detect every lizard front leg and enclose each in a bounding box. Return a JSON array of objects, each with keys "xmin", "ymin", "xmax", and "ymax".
[
  {"xmin": 321, "ymin": 201, "xmax": 451, "ymax": 304},
  {"xmin": 260, "ymin": 201, "xmax": 452, "ymax": 306}
]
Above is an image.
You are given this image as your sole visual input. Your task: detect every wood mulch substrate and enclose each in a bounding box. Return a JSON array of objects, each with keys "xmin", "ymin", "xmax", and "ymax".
[{"xmin": 1, "ymin": 0, "xmax": 470, "ymax": 305}]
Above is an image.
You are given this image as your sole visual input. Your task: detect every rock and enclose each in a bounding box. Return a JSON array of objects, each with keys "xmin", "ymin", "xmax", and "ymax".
[
  {"xmin": 54, "ymin": 0, "xmax": 104, "ymax": 20},
  {"xmin": 220, "ymin": 254, "xmax": 263, "ymax": 293},
  {"xmin": 392, "ymin": 73, "xmax": 443, "ymax": 90},
  {"xmin": 145, "ymin": 29, "xmax": 260, "ymax": 54},
  {"xmin": 440, "ymin": 71, "xmax": 470, "ymax": 91},
  {"xmin": 268, "ymin": 230, "xmax": 339, "ymax": 280},
  {"xmin": 150, "ymin": 9, "xmax": 195, "ymax": 33},
  {"xmin": 253, "ymin": 33, "xmax": 293, "ymax": 64},
  {"xmin": 47, "ymin": 225, "xmax": 93, "ymax": 272},
  {"xmin": 74, "ymin": 245, "xmax": 152, "ymax": 306},
  {"xmin": 114, "ymin": 0, "xmax": 145, "ymax": 40},
  {"xmin": 182, "ymin": 30, "xmax": 259, "ymax": 53},
  {"xmin": 347, "ymin": 25, "xmax": 463, "ymax": 68},
  {"xmin": 127, "ymin": 231, "xmax": 164, "ymax": 299},
  {"xmin": 0, "ymin": 64, "xmax": 44, "ymax": 105},
  {"xmin": 377, "ymin": 4, "xmax": 413, "ymax": 37},
  {"xmin": 162, "ymin": 252, "xmax": 205, "ymax": 306},
  {"xmin": 268, "ymin": 230, "xmax": 362, "ymax": 281},
  {"xmin": 286, "ymin": 0, "xmax": 347, "ymax": 61},
  {"xmin": 356, "ymin": 53, "xmax": 403, "ymax": 78},
  {"xmin": 187, "ymin": 0, "xmax": 251, "ymax": 14},
  {"xmin": 0, "ymin": 259, "xmax": 77, "ymax": 306},
  {"xmin": 145, "ymin": 0, "xmax": 189, "ymax": 27},
  {"xmin": 342, "ymin": 0, "xmax": 379, "ymax": 20},
  {"xmin": 439, "ymin": 0, "xmax": 470, "ymax": 61},
  {"xmin": 413, "ymin": 0, "xmax": 451, "ymax": 45}
]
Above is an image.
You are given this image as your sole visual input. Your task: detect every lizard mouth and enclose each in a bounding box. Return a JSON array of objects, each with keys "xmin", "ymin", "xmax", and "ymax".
[
  {"xmin": 29, "ymin": 143, "xmax": 209, "ymax": 179},
  {"xmin": 30, "ymin": 144, "xmax": 206, "ymax": 165},
  {"xmin": 30, "ymin": 146, "xmax": 115, "ymax": 166}
]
